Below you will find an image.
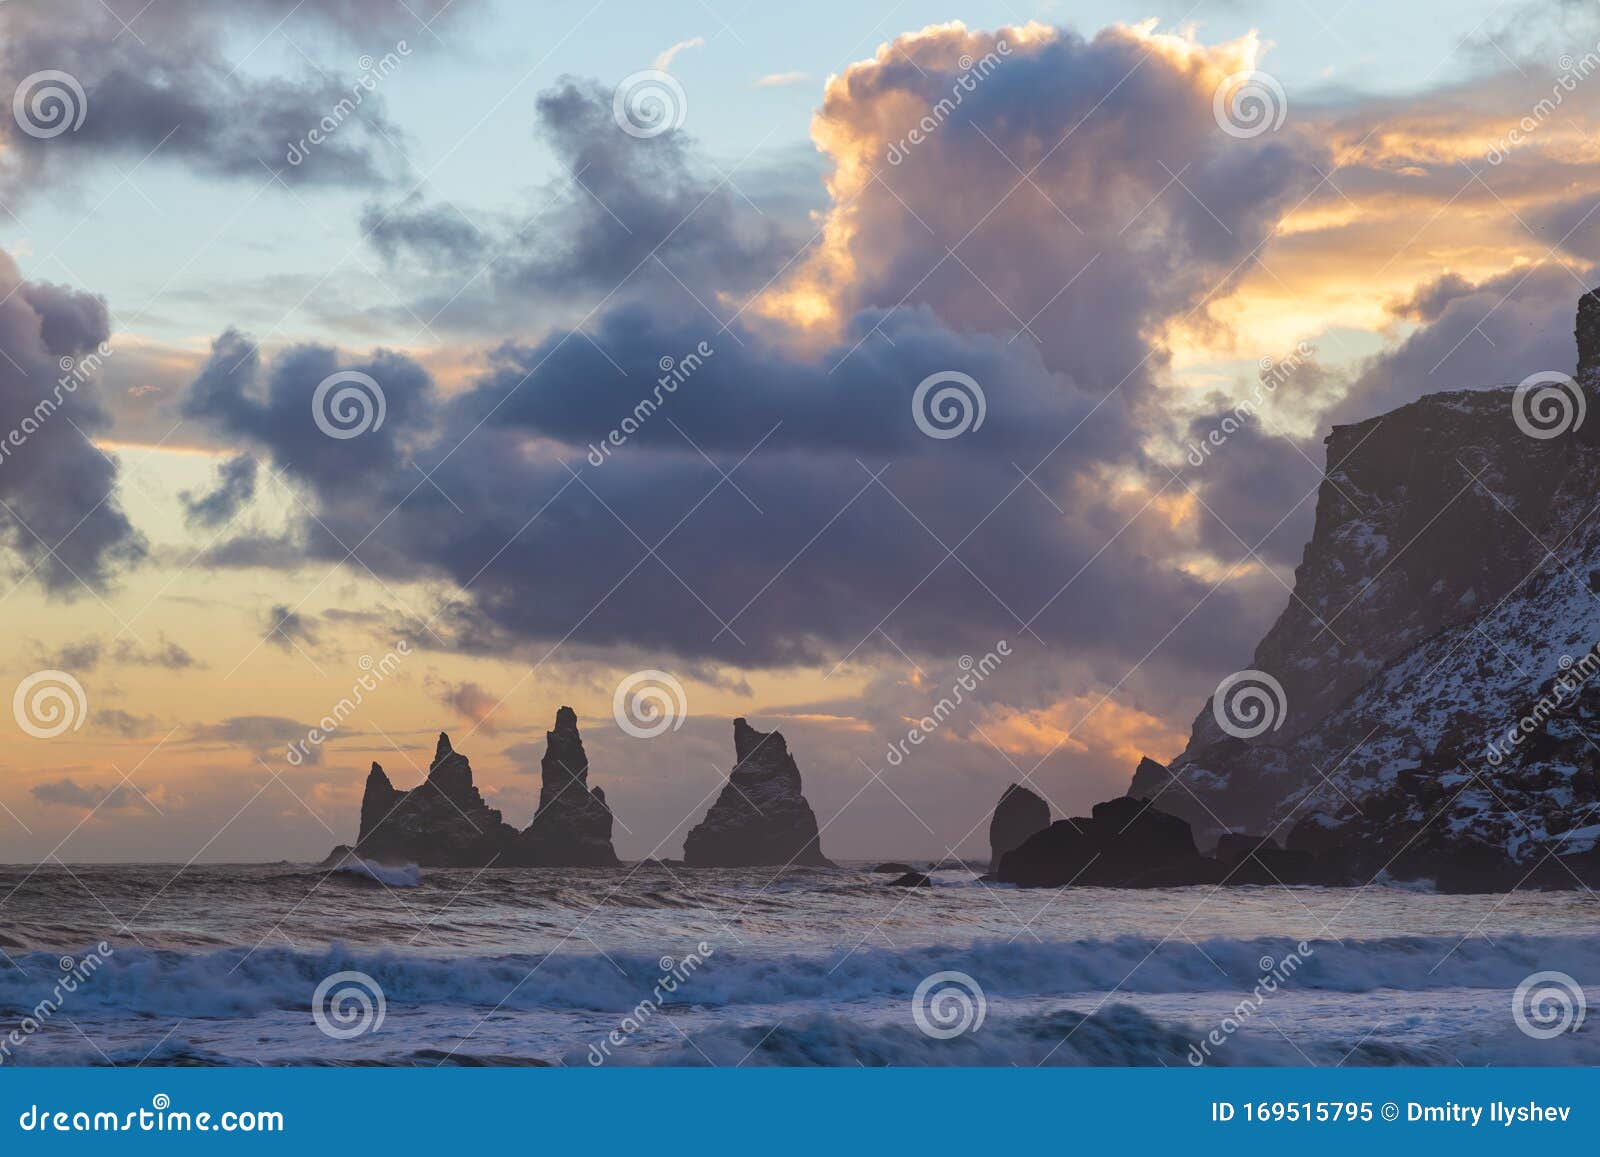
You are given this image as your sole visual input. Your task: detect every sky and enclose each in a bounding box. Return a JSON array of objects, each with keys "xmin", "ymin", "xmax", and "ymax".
[{"xmin": 1, "ymin": 0, "xmax": 1598, "ymax": 862}]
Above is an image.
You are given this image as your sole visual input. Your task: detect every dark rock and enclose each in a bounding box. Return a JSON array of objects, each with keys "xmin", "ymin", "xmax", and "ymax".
[
  {"xmin": 888, "ymin": 871, "xmax": 932, "ymax": 887},
  {"xmin": 871, "ymin": 862, "xmax": 915, "ymax": 874},
  {"xmin": 996, "ymin": 797, "xmax": 1220, "ymax": 887},
  {"xmin": 512, "ymin": 707, "xmax": 618, "ymax": 866},
  {"xmin": 988, "ymin": 783, "xmax": 1050, "ymax": 868},
  {"xmin": 317, "ymin": 844, "xmax": 356, "ymax": 868},
  {"xmin": 682, "ymin": 718, "xmax": 833, "ymax": 867},
  {"xmin": 355, "ymin": 734, "xmax": 518, "ymax": 867}
]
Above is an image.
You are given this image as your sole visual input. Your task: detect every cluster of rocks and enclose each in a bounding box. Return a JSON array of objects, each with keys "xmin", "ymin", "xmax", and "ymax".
[
  {"xmin": 331, "ymin": 711, "xmax": 833, "ymax": 870},
  {"xmin": 343, "ymin": 709, "xmax": 619, "ymax": 869}
]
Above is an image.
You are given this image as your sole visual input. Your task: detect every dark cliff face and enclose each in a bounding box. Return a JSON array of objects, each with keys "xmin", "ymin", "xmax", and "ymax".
[
  {"xmin": 1131, "ymin": 290, "xmax": 1600, "ymax": 883},
  {"xmin": 682, "ymin": 718, "xmax": 832, "ymax": 868}
]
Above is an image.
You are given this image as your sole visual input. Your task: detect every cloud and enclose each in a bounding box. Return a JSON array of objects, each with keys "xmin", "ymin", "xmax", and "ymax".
[
  {"xmin": 181, "ymin": 453, "xmax": 259, "ymax": 529},
  {"xmin": 39, "ymin": 633, "xmax": 199, "ymax": 672},
  {"xmin": 427, "ymin": 677, "xmax": 503, "ymax": 732},
  {"xmin": 265, "ymin": 604, "xmax": 320, "ymax": 652},
  {"xmin": 754, "ymin": 72, "xmax": 808, "ymax": 88},
  {"xmin": 189, "ymin": 715, "xmax": 319, "ymax": 762},
  {"xmin": 31, "ymin": 776, "xmax": 148, "ymax": 810},
  {"xmin": 0, "ymin": 0, "xmax": 472, "ymax": 200},
  {"xmin": 180, "ymin": 26, "xmax": 1323, "ymax": 689},
  {"xmin": 653, "ymin": 37, "xmax": 704, "ymax": 72},
  {"xmin": 0, "ymin": 252, "xmax": 145, "ymax": 592}
]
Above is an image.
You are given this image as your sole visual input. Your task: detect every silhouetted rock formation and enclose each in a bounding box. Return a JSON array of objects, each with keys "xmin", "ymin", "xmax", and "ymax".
[
  {"xmin": 513, "ymin": 707, "xmax": 618, "ymax": 866},
  {"xmin": 355, "ymin": 733, "xmax": 518, "ymax": 867},
  {"xmin": 1127, "ymin": 287, "xmax": 1600, "ymax": 890},
  {"xmin": 888, "ymin": 871, "xmax": 932, "ymax": 887},
  {"xmin": 871, "ymin": 861, "xmax": 915, "ymax": 874},
  {"xmin": 682, "ymin": 718, "xmax": 832, "ymax": 867},
  {"xmin": 997, "ymin": 797, "xmax": 1220, "ymax": 888},
  {"xmin": 988, "ymin": 784, "xmax": 1050, "ymax": 867}
]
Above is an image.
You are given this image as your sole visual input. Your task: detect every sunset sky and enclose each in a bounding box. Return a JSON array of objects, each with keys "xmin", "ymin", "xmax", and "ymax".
[{"xmin": 1, "ymin": 0, "xmax": 1597, "ymax": 862}]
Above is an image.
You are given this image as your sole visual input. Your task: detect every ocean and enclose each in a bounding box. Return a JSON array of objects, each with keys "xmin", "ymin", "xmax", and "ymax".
[{"xmin": 0, "ymin": 862, "xmax": 1594, "ymax": 1066}]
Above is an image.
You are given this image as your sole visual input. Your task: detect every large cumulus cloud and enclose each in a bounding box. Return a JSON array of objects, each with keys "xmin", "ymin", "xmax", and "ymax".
[{"xmin": 176, "ymin": 23, "xmax": 1331, "ymax": 686}]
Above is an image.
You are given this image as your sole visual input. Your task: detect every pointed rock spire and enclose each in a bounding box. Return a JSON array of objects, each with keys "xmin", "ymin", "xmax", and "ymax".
[
  {"xmin": 682, "ymin": 718, "xmax": 831, "ymax": 867},
  {"xmin": 989, "ymin": 783, "xmax": 1049, "ymax": 868},
  {"xmin": 514, "ymin": 707, "xmax": 618, "ymax": 866}
]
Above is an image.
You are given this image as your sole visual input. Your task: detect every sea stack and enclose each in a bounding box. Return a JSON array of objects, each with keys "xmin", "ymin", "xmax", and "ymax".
[
  {"xmin": 988, "ymin": 783, "xmax": 1050, "ymax": 868},
  {"xmin": 682, "ymin": 718, "xmax": 832, "ymax": 868},
  {"xmin": 354, "ymin": 733, "xmax": 518, "ymax": 867},
  {"xmin": 513, "ymin": 707, "xmax": 619, "ymax": 866}
]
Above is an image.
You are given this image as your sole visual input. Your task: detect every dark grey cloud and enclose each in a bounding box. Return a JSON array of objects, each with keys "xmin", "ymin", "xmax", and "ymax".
[
  {"xmin": 0, "ymin": 0, "xmax": 468, "ymax": 198},
  {"xmin": 181, "ymin": 452, "xmax": 259, "ymax": 529},
  {"xmin": 31, "ymin": 776, "xmax": 145, "ymax": 810},
  {"xmin": 358, "ymin": 78, "xmax": 813, "ymax": 335},
  {"xmin": 91, "ymin": 708, "xmax": 161, "ymax": 738},
  {"xmin": 265, "ymin": 604, "xmax": 319, "ymax": 651},
  {"xmin": 39, "ymin": 633, "xmax": 198, "ymax": 671},
  {"xmin": 0, "ymin": 253, "xmax": 144, "ymax": 592},
  {"xmin": 189, "ymin": 714, "xmax": 319, "ymax": 763}
]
